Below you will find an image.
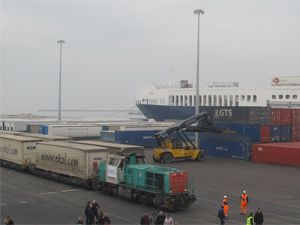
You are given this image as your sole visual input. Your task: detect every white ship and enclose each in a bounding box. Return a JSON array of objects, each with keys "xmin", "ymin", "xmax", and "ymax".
[{"xmin": 136, "ymin": 76, "xmax": 300, "ymax": 121}]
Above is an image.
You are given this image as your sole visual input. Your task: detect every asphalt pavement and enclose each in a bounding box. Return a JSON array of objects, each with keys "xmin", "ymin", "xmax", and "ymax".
[{"xmin": 1, "ymin": 148, "xmax": 300, "ymax": 225}]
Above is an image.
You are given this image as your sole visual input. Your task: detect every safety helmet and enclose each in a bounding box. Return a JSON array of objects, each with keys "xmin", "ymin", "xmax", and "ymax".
[
  {"xmin": 224, "ymin": 195, "xmax": 228, "ymax": 198},
  {"xmin": 243, "ymin": 190, "xmax": 247, "ymax": 194}
]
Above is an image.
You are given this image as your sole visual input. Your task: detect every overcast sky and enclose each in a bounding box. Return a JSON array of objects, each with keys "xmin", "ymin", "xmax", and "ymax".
[{"xmin": 1, "ymin": 0, "xmax": 299, "ymax": 114}]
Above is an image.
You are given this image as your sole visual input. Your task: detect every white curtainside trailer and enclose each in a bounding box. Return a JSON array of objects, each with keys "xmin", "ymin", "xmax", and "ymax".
[
  {"xmin": 35, "ymin": 141, "xmax": 109, "ymax": 180},
  {"xmin": 0, "ymin": 134, "xmax": 42, "ymax": 167},
  {"xmin": 72, "ymin": 140, "xmax": 145, "ymax": 157}
]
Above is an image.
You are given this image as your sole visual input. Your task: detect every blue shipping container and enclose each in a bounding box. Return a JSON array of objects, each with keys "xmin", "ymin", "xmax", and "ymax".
[
  {"xmin": 115, "ymin": 130, "xmax": 160, "ymax": 147},
  {"xmin": 199, "ymin": 137, "xmax": 251, "ymax": 160},
  {"xmin": 280, "ymin": 125, "xmax": 291, "ymax": 142},
  {"xmin": 214, "ymin": 122, "xmax": 260, "ymax": 143}
]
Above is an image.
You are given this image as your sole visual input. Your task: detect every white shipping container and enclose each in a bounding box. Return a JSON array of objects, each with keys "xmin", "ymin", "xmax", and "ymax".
[
  {"xmin": 15, "ymin": 132, "xmax": 71, "ymax": 141},
  {"xmin": 73, "ymin": 140, "xmax": 145, "ymax": 156},
  {"xmin": 47, "ymin": 125, "xmax": 101, "ymax": 137},
  {"xmin": 36, "ymin": 141, "xmax": 109, "ymax": 179},
  {"xmin": 0, "ymin": 134, "xmax": 42, "ymax": 166}
]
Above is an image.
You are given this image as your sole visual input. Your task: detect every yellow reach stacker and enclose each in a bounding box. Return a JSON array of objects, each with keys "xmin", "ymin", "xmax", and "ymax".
[{"xmin": 153, "ymin": 112, "xmax": 221, "ymax": 163}]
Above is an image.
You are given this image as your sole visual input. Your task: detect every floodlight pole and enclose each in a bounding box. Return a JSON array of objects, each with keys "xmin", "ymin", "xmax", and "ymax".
[
  {"xmin": 194, "ymin": 9, "xmax": 204, "ymax": 147},
  {"xmin": 57, "ymin": 40, "xmax": 65, "ymax": 122}
]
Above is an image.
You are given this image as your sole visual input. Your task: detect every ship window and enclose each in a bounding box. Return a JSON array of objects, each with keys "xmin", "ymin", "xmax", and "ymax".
[
  {"xmin": 180, "ymin": 95, "xmax": 183, "ymax": 106},
  {"xmin": 199, "ymin": 95, "xmax": 202, "ymax": 106},
  {"xmin": 203, "ymin": 95, "xmax": 207, "ymax": 106},
  {"xmin": 189, "ymin": 95, "xmax": 193, "ymax": 106},
  {"xmin": 293, "ymin": 95, "xmax": 298, "ymax": 99},
  {"xmin": 172, "ymin": 96, "xmax": 175, "ymax": 105},
  {"xmin": 218, "ymin": 95, "xmax": 222, "ymax": 106},
  {"xmin": 176, "ymin": 96, "xmax": 179, "ymax": 105},
  {"xmin": 285, "ymin": 95, "xmax": 290, "ymax": 99},
  {"xmin": 279, "ymin": 95, "xmax": 283, "ymax": 99},
  {"xmin": 213, "ymin": 95, "xmax": 217, "ymax": 106},
  {"xmin": 184, "ymin": 95, "xmax": 188, "ymax": 106},
  {"xmin": 208, "ymin": 95, "xmax": 212, "ymax": 106},
  {"xmin": 224, "ymin": 95, "xmax": 228, "ymax": 106},
  {"xmin": 241, "ymin": 95, "xmax": 245, "ymax": 101},
  {"xmin": 272, "ymin": 95, "xmax": 276, "ymax": 99},
  {"xmin": 235, "ymin": 95, "xmax": 239, "ymax": 106},
  {"xmin": 229, "ymin": 95, "xmax": 233, "ymax": 106},
  {"xmin": 253, "ymin": 95, "xmax": 257, "ymax": 102},
  {"xmin": 247, "ymin": 95, "xmax": 251, "ymax": 102}
]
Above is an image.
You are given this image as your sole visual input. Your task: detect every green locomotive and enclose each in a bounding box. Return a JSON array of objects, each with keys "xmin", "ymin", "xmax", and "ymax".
[{"xmin": 97, "ymin": 153, "xmax": 196, "ymax": 210}]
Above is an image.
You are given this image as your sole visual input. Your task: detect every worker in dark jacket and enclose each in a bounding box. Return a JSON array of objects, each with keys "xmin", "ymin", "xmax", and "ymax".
[
  {"xmin": 155, "ymin": 211, "xmax": 166, "ymax": 225},
  {"xmin": 86, "ymin": 202, "xmax": 95, "ymax": 225},
  {"xmin": 254, "ymin": 208, "xmax": 264, "ymax": 225},
  {"xmin": 217, "ymin": 205, "xmax": 225, "ymax": 225},
  {"xmin": 140, "ymin": 213, "xmax": 151, "ymax": 225}
]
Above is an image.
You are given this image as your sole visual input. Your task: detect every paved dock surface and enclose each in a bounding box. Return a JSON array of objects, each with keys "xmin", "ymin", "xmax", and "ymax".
[{"xmin": 1, "ymin": 149, "xmax": 300, "ymax": 224}]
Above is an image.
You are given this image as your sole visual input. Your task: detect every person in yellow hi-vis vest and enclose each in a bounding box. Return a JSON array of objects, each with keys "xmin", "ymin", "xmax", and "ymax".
[
  {"xmin": 246, "ymin": 212, "xmax": 254, "ymax": 225},
  {"xmin": 222, "ymin": 195, "xmax": 229, "ymax": 218}
]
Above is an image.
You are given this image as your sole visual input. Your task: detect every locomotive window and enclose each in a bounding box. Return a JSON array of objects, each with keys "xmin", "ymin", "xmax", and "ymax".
[{"xmin": 108, "ymin": 158, "xmax": 118, "ymax": 166}]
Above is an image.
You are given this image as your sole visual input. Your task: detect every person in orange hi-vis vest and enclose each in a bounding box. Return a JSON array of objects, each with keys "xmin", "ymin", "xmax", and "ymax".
[
  {"xmin": 240, "ymin": 190, "xmax": 249, "ymax": 215},
  {"xmin": 223, "ymin": 195, "xmax": 229, "ymax": 218}
]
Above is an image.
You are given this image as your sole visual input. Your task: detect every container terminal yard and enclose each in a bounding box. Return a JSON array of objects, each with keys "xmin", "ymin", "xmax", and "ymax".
[
  {"xmin": 1, "ymin": 148, "xmax": 300, "ymax": 224},
  {"xmin": 1, "ymin": 114, "xmax": 300, "ymax": 224}
]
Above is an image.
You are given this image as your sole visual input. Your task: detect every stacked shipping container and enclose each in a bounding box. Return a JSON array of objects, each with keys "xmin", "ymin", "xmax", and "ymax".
[{"xmin": 292, "ymin": 109, "xmax": 300, "ymax": 141}]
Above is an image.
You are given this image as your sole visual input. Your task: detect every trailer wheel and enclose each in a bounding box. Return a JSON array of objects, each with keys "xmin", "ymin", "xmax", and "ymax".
[{"xmin": 162, "ymin": 153, "xmax": 173, "ymax": 163}]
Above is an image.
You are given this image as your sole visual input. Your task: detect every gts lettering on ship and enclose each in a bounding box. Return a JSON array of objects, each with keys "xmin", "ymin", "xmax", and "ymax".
[
  {"xmin": 41, "ymin": 153, "xmax": 79, "ymax": 169},
  {"xmin": 0, "ymin": 144, "xmax": 18, "ymax": 155},
  {"xmin": 214, "ymin": 109, "xmax": 233, "ymax": 117}
]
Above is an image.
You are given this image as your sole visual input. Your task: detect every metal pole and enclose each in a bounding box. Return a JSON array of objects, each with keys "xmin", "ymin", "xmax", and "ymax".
[
  {"xmin": 194, "ymin": 9, "xmax": 204, "ymax": 147},
  {"xmin": 57, "ymin": 40, "xmax": 65, "ymax": 122}
]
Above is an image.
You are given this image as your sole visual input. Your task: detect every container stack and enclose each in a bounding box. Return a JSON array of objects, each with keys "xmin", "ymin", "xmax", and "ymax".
[{"xmin": 292, "ymin": 109, "xmax": 300, "ymax": 141}]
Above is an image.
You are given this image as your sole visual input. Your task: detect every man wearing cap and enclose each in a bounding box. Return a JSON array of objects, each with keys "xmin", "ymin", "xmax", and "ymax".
[
  {"xmin": 240, "ymin": 190, "xmax": 249, "ymax": 215},
  {"xmin": 223, "ymin": 195, "xmax": 229, "ymax": 218}
]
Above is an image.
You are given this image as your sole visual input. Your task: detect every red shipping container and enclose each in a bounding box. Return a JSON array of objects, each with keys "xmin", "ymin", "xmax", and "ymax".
[
  {"xmin": 169, "ymin": 172, "xmax": 188, "ymax": 193},
  {"xmin": 271, "ymin": 108, "xmax": 291, "ymax": 125},
  {"xmin": 292, "ymin": 125, "xmax": 300, "ymax": 141},
  {"xmin": 260, "ymin": 125, "xmax": 271, "ymax": 143},
  {"xmin": 292, "ymin": 109, "xmax": 300, "ymax": 124},
  {"xmin": 271, "ymin": 109, "xmax": 281, "ymax": 124},
  {"xmin": 252, "ymin": 142, "xmax": 300, "ymax": 167}
]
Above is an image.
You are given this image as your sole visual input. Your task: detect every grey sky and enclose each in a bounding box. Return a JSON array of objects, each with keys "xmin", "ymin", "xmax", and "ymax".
[{"xmin": 1, "ymin": 0, "xmax": 299, "ymax": 114}]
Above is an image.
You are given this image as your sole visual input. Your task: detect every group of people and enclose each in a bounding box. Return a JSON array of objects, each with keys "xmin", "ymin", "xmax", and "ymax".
[
  {"xmin": 76, "ymin": 200, "xmax": 111, "ymax": 225},
  {"xmin": 140, "ymin": 211, "xmax": 177, "ymax": 225},
  {"xmin": 218, "ymin": 191, "xmax": 264, "ymax": 225}
]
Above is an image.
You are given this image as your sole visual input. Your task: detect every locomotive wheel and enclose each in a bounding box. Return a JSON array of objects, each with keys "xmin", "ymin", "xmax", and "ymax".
[{"xmin": 162, "ymin": 153, "xmax": 173, "ymax": 163}]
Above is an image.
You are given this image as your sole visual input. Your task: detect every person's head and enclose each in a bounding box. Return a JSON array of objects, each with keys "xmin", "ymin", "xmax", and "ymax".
[
  {"xmin": 166, "ymin": 214, "xmax": 170, "ymax": 218},
  {"xmin": 77, "ymin": 216, "xmax": 83, "ymax": 223},
  {"xmin": 257, "ymin": 208, "xmax": 262, "ymax": 213},
  {"xmin": 221, "ymin": 205, "xmax": 224, "ymax": 209},
  {"xmin": 243, "ymin": 190, "xmax": 247, "ymax": 194},
  {"xmin": 159, "ymin": 211, "xmax": 163, "ymax": 215},
  {"xmin": 92, "ymin": 200, "xmax": 96, "ymax": 204},
  {"xmin": 4, "ymin": 216, "xmax": 11, "ymax": 225},
  {"xmin": 89, "ymin": 203, "xmax": 93, "ymax": 208},
  {"xmin": 224, "ymin": 195, "xmax": 228, "ymax": 199},
  {"xmin": 144, "ymin": 212, "xmax": 148, "ymax": 217}
]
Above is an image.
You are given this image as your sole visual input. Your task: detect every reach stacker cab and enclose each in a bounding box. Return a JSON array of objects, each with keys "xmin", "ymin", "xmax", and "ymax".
[{"xmin": 153, "ymin": 112, "xmax": 219, "ymax": 163}]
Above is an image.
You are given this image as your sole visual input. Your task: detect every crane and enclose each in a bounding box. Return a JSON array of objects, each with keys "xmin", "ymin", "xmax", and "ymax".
[{"xmin": 153, "ymin": 112, "xmax": 220, "ymax": 163}]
